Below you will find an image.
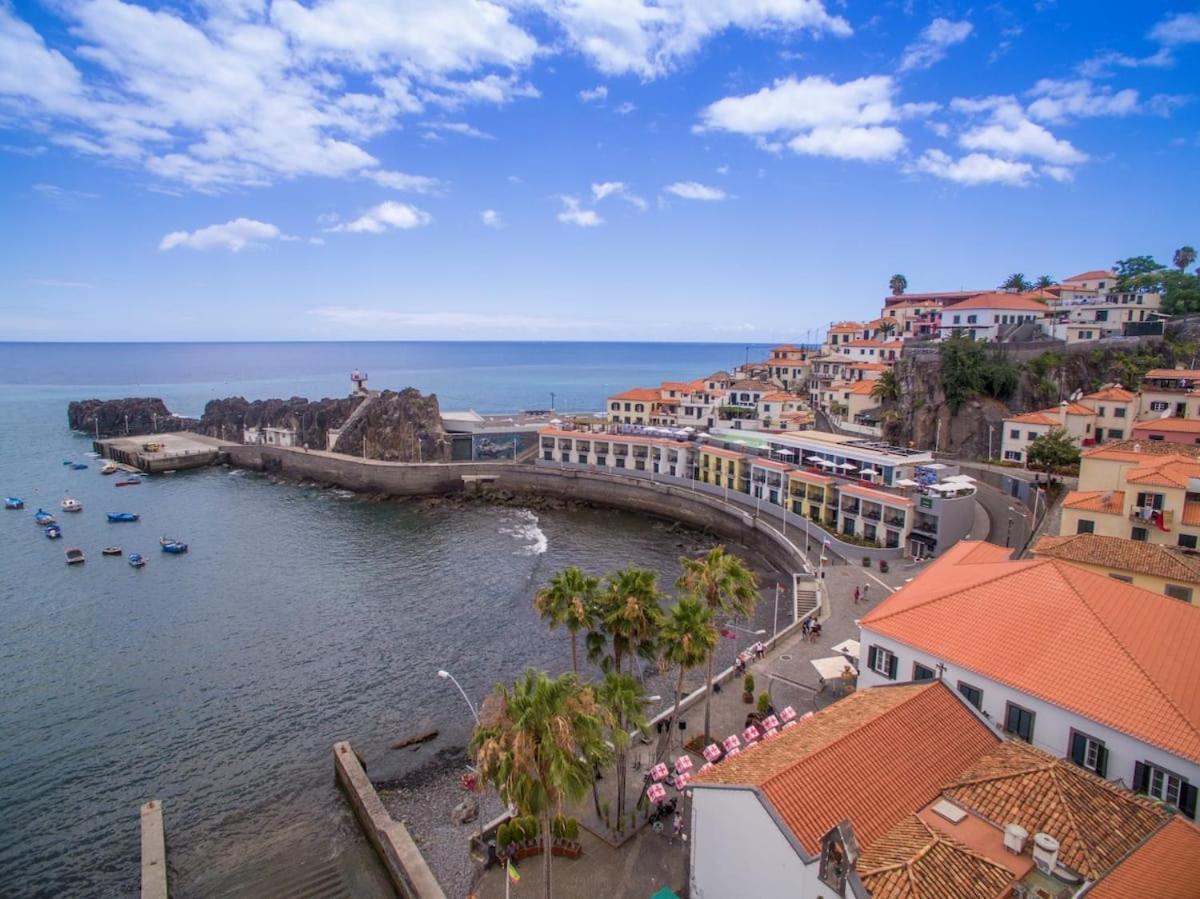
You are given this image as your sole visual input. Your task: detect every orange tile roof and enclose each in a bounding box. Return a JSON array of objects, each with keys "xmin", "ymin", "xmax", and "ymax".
[
  {"xmin": 860, "ymin": 542, "xmax": 1200, "ymax": 763},
  {"xmin": 1085, "ymin": 386, "xmax": 1136, "ymax": 402},
  {"xmin": 1133, "ymin": 417, "xmax": 1200, "ymax": 434},
  {"xmin": 841, "ymin": 482, "xmax": 914, "ymax": 506},
  {"xmin": 1084, "ymin": 440, "xmax": 1200, "ymax": 461},
  {"xmin": 693, "ymin": 683, "xmax": 998, "ymax": 854},
  {"xmin": 1063, "ymin": 269, "xmax": 1115, "ymax": 282},
  {"xmin": 1145, "ymin": 369, "xmax": 1200, "ymax": 380},
  {"xmin": 945, "ymin": 741, "xmax": 1167, "ymax": 881},
  {"xmin": 845, "ymin": 339, "xmax": 898, "ymax": 348},
  {"xmin": 771, "ymin": 344, "xmax": 804, "ymax": 352},
  {"xmin": 609, "ymin": 387, "xmax": 662, "ymax": 402},
  {"xmin": 1007, "ymin": 411, "xmax": 1060, "ymax": 426},
  {"xmin": 1088, "ymin": 817, "xmax": 1200, "ymax": 899},
  {"xmin": 1062, "ymin": 490, "xmax": 1125, "ymax": 513},
  {"xmin": 857, "ymin": 815, "xmax": 1015, "ymax": 899},
  {"xmin": 1033, "ymin": 534, "xmax": 1200, "ymax": 584},
  {"xmin": 659, "ymin": 381, "xmax": 695, "ymax": 392},
  {"xmin": 759, "ymin": 391, "xmax": 798, "ymax": 402},
  {"xmin": 769, "ymin": 359, "xmax": 808, "ymax": 368},
  {"xmin": 829, "ymin": 321, "xmax": 866, "ymax": 332},
  {"xmin": 845, "ymin": 381, "xmax": 878, "ymax": 396},
  {"xmin": 1125, "ymin": 457, "xmax": 1200, "ymax": 489},
  {"xmin": 750, "ymin": 458, "xmax": 792, "ymax": 471},
  {"xmin": 943, "ymin": 292, "xmax": 1049, "ymax": 311}
]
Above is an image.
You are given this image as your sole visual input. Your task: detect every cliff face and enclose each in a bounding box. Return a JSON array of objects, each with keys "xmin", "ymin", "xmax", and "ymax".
[
  {"xmin": 198, "ymin": 395, "xmax": 361, "ymax": 448},
  {"xmin": 68, "ymin": 398, "xmax": 198, "ymax": 437},
  {"xmin": 889, "ymin": 356, "xmax": 1011, "ymax": 457},
  {"xmin": 332, "ymin": 389, "xmax": 450, "ymax": 462}
]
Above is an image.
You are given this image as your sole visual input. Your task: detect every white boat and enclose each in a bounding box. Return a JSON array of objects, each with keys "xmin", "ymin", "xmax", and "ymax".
[
  {"xmin": 61, "ymin": 498, "xmax": 83, "ymax": 513},
  {"xmin": 100, "ymin": 462, "xmax": 118, "ymax": 475}
]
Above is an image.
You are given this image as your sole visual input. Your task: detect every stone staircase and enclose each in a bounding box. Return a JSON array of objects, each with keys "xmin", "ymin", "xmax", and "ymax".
[
  {"xmin": 329, "ymin": 393, "xmax": 378, "ymax": 454},
  {"xmin": 795, "ymin": 586, "xmax": 820, "ymax": 621}
]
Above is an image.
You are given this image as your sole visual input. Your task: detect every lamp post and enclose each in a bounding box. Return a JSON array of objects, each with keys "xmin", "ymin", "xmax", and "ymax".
[
  {"xmin": 437, "ymin": 669, "xmax": 479, "ymax": 725},
  {"xmin": 1005, "ymin": 506, "xmax": 1015, "ymax": 548}
]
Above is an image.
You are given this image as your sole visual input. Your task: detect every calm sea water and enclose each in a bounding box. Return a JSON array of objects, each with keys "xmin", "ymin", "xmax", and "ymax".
[{"xmin": 0, "ymin": 342, "xmax": 781, "ymax": 898}]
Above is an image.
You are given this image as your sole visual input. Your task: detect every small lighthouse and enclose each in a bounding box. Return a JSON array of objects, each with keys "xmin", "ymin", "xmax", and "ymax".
[{"xmin": 351, "ymin": 370, "xmax": 369, "ymax": 396}]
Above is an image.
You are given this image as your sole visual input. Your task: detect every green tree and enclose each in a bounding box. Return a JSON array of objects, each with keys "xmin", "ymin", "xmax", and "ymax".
[
  {"xmin": 1026, "ymin": 427, "xmax": 1081, "ymax": 479},
  {"xmin": 1174, "ymin": 246, "xmax": 1197, "ymax": 272},
  {"xmin": 980, "ymin": 357, "xmax": 1020, "ymax": 400},
  {"xmin": 889, "ymin": 273, "xmax": 907, "ymax": 296},
  {"xmin": 870, "ymin": 369, "xmax": 900, "ymax": 403},
  {"xmin": 676, "ymin": 546, "xmax": 759, "ymax": 741},
  {"xmin": 1114, "ymin": 255, "xmax": 1163, "ymax": 290},
  {"xmin": 1001, "ymin": 273, "xmax": 1032, "ymax": 292},
  {"xmin": 939, "ymin": 333, "xmax": 986, "ymax": 413},
  {"xmin": 1158, "ymin": 269, "xmax": 1200, "ymax": 315},
  {"xmin": 595, "ymin": 671, "xmax": 651, "ymax": 823},
  {"xmin": 472, "ymin": 670, "xmax": 612, "ymax": 899},
  {"xmin": 659, "ymin": 597, "xmax": 717, "ymax": 755},
  {"xmin": 587, "ymin": 567, "xmax": 663, "ymax": 677},
  {"xmin": 1035, "ymin": 275, "xmax": 1055, "ymax": 289},
  {"xmin": 534, "ymin": 567, "xmax": 599, "ymax": 674},
  {"xmin": 878, "ymin": 318, "xmax": 897, "ymax": 336}
]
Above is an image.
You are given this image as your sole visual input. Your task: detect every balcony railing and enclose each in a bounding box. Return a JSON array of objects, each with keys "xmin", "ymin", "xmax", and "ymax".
[
  {"xmin": 912, "ymin": 517, "xmax": 938, "ymax": 535},
  {"xmin": 841, "ymin": 501, "xmax": 860, "ymax": 515},
  {"xmin": 884, "ymin": 516, "xmax": 907, "ymax": 528},
  {"xmin": 863, "ymin": 509, "xmax": 881, "ymax": 522},
  {"xmin": 1129, "ymin": 508, "xmax": 1174, "ymax": 528}
]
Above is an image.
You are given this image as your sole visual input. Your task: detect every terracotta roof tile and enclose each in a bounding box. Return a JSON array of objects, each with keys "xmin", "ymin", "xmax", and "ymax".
[
  {"xmin": 860, "ymin": 542, "xmax": 1200, "ymax": 763},
  {"xmin": 1007, "ymin": 411, "xmax": 1061, "ymax": 426},
  {"xmin": 609, "ymin": 387, "xmax": 662, "ymax": 402},
  {"xmin": 1084, "ymin": 386, "xmax": 1136, "ymax": 402},
  {"xmin": 858, "ymin": 816, "xmax": 1014, "ymax": 899},
  {"xmin": 1033, "ymin": 534, "xmax": 1200, "ymax": 584},
  {"xmin": 1084, "ymin": 440, "xmax": 1200, "ymax": 461},
  {"xmin": 944, "ymin": 742, "xmax": 1168, "ymax": 880},
  {"xmin": 693, "ymin": 683, "xmax": 997, "ymax": 854},
  {"xmin": 942, "ymin": 292, "xmax": 1049, "ymax": 311},
  {"xmin": 1145, "ymin": 369, "xmax": 1200, "ymax": 380},
  {"xmin": 1133, "ymin": 417, "xmax": 1200, "ymax": 434},
  {"xmin": 1063, "ymin": 270, "xmax": 1115, "ymax": 282},
  {"xmin": 1088, "ymin": 817, "xmax": 1200, "ymax": 899},
  {"xmin": 700, "ymin": 445, "xmax": 746, "ymax": 462},
  {"xmin": 1125, "ymin": 458, "xmax": 1200, "ymax": 489},
  {"xmin": 1061, "ymin": 490, "xmax": 1125, "ymax": 513}
]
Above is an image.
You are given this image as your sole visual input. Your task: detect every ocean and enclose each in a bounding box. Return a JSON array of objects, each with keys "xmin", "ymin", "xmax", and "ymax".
[{"xmin": 0, "ymin": 341, "xmax": 783, "ymax": 898}]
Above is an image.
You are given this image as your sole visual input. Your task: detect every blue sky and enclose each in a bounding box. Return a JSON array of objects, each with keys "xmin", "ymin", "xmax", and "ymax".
[{"xmin": 1, "ymin": 1, "xmax": 1198, "ymax": 342}]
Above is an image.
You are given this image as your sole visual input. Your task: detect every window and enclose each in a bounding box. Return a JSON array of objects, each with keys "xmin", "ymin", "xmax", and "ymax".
[
  {"xmin": 967, "ymin": 314, "xmax": 977, "ymax": 324},
  {"xmin": 1108, "ymin": 429, "xmax": 1124, "ymax": 440},
  {"xmin": 913, "ymin": 662, "xmax": 935, "ymax": 681},
  {"xmin": 1150, "ymin": 401, "xmax": 1169, "ymax": 412},
  {"xmin": 1135, "ymin": 762, "xmax": 1197, "ymax": 818},
  {"xmin": 867, "ymin": 645, "xmax": 897, "ymax": 680},
  {"xmin": 1180, "ymin": 534, "xmax": 1198, "ymax": 550},
  {"xmin": 1027, "ymin": 432, "xmax": 1038, "ymax": 441},
  {"xmin": 1010, "ymin": 429, "xmax": 1020, "ymax": 439},
  {"xmin": 1131, "ymin": 527, "xmax": 1148, "ymax": 542},
  {"xmin": 1166, "ymin": 584, "xmax": 1194, "ymax": 603},
  {"xmin": 957, "ymin": 682, "xmax": 983, "ymax": 710},
  {"xmin": 953, "ymin": 314, "xmax": 961, "ymax": 324},
  {"xmin": 1069, "ymin": 730, "xmax": 1108, "ymax": 776},
  {"xmin": 1004, "ymin": 450, "xmax": 1022, "ymax": 461},
  {"xmin": 1114, "ymin": 408, "xmax": 1126, "ymax": 418},
  {"xmin": 1109, "ymin": 573, "xmax": 1134, "ymax": 584},
  {"xmin": 1076, "ymin": 519, "xmax": 1095, "ymax": 534},
  {"xmin": 1004, "ymin": 702, "xmax": 1035, "ymax": 742}
]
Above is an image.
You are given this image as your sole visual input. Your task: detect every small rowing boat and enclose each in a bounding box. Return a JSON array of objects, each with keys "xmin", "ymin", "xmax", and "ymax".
[
  {"xmin": 65, "ymin": 547, "xmax": 85, "ymax": 565},
  {"xmin": 127, "ymin": 552, "xmax": 146, "ymax": 568},
  {"xmin": 45, "ymin": 524, "xmax": 62, "ymax": 539},
  {"xmin": 34, "ymin": 509, "xmax": 56, "ymax": 526},
  {"xmin": 160, "ymin": 537, "xmax": 188, "ymax": 554},
  {"xmin": 106, "ymin": 512, "xmax": 139, "ymax": 522},
  {"xmin": 100, "ymin": 462, "xmax": 118, "ymax": 475},
  {"xmin": 71, "ymin": 463, "xmax": 88, "ymax": 470},
  {"xmin": 102, "ymin": 546, "xmax": 123, "ymax": 556},
  {"xmin": 115, "ymin": 478, "xmax": 141, "ymax": 487},
  {"xmin": 61, "ymin": 498, "xmax": 82, "ymax": 513},
  {"xmin": 4, "ymin": 497, "xmax": 23, "ymax": 510}
]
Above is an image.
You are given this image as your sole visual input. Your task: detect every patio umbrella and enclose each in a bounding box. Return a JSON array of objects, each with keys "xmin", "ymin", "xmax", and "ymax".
[
  {"xmin": 674, "ymin": 755, "xmax": 694, "ymax": 774},
  {"xmin": 742, "ymin": 725, "xmax": 760, "ymax": 743},
  {"xmin": 646, "ymin": 782, "xmax": 667, "ymax": 804},
  {"xmin": 649, "ymin": 762, "xmax": 669, "ymax": 782},
  {"xmin": 674, "ymin": 772, "xmax": 692, "ymax": 790},
  {"xmin": 779, "ymin": 706, "xmax": 797, "ymax": 722},
  {"xmin": 702, "ymin": 743, "xmax": 722, "ymax": 763},
  {"xmin": 722, "ymin": 734, "xmax": 741, "ymax": 752}
]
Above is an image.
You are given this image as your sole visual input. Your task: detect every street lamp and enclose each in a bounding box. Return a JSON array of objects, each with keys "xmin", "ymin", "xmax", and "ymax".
[
  {"xmin": 1005, "ymin": 506, "xmax": 1015, "ymax": 548},
  {"xmin": 437, "ymin": 669, "xmax": 479, "ymax": 725}
]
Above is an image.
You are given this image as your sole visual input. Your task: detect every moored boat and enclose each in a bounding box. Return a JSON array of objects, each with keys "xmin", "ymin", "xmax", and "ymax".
[
  {"xmin": 127, "ymin": 552, "xmax": 146, "ymax": 568},
  {"xmin": 34, "ymin": 509, "xmax": 56, "ymax": 526},
  {"xmin": 102, "ymin": 546, "xmax": 123, "ymax": 556},
  {"xmin": 64, "ymin": 547, "xmax": 85, "ymax": 565},
  {"xmin": 115, "ymin": 478, "xmax": 141, "ymax": 487},
  {"xmin": 71, "ymin": 463, "xmax": 88, "ymax": 470},
  {"xmin": 4, "ymin": 497, "xmax": 23, "ymax": 510},
  {"xmin": 45, "ymin": 524, "xmax": 62, "ymax": 539},
  {"xmin": 61, "ymin": 498, "xmax": 83, "ymax": 513},
  {"xmin": 100, "ymin": 462, "xmax": 118, "ymax": 475},
  {"xmin": 160, "ymin": 537, "xmax": 188, "ymax": 554},
  {"xmin": 106, "ymin": 512, "xmax": 139, "ymax": 522}
]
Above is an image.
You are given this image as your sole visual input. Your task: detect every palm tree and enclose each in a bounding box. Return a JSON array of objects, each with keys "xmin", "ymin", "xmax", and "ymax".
[
  {"xmin": 676, "ymin": 546, "xmax": 759, "ymax": 741},
  {"xmin": 1035, "ymin": 274, "xmax": 1055, "ymax": 289},
  {"xmin": 1001, "ymin": 273, "xmax": 1032, "ymax": 292},
  {"xmin": 660, "ymin": 598, "xmax": 717, "ymax": 755},
  {"xmin": 1175, "ymin": 246, "xmax": 1197, "ymax": 272},
  {"xmin": 889, "ymin": 273, "xmax": 907, "ymax": 295},
  {"xmin": 534, "ymin": 567, "xmax": 599, "ymax": 674},
  {"xmin": 878, "ymin": 318, "xmax": 897, "ymax": 337},
  {"xmin": 472, "ymin": 670, "xmax": 612, "ymax": 899},
  {"xmin": 870, "ymin": 369, "xmax": 900, "ymax": 403},
  {"xmin": 595, "ymin": 671, "xmax": 651, "ymax": 824},
  {"xmin": 587, "ymin": 567, "xmax": 663, "ymax": 678}
]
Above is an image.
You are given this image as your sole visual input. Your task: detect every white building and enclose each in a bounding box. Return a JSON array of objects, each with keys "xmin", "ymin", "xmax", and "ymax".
[
  {"xmin": 938, "ymin": 291, "xmax": 1047, "ymax": 341},
  {"xmin": 1000, "ymin": 401, "xmax": 1097, "ymax": 463},
  {"xmin": 858, "ymin": 540, "xmax": 1200, "ymax": 821}
]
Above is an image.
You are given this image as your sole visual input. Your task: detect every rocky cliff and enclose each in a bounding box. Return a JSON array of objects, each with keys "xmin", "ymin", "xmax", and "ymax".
[
  {"xmin": 198, "ymin": 395, "xmax": 361, "ymax": 447},
  {"xmin": 68, "ymin": 398, "xmax": 198, "ymax": 437}
]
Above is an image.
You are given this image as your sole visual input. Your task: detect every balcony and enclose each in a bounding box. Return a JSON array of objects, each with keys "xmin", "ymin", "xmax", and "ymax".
[
  {"xmin": 613, "ymin": 446, "xmax": 629, "ymax": 456},
  {"xmin": 912, "ymin": 516, "xmax": 938, "ymax": 536},
  {"xmin": 1129, "ymin": 508, "xmax": 1174, "ymax": 529},
  {"xmin": 862, "ymin": 508, "xmax": 882, "ymax": 522},
  {"xmin": 841, "ymin": 501, "xmax": 860, "ymax": 515},
  {"xmin": 806, "ymin": 489, "xmax": 825, "ymax": 503},
  {"xmin": 884, "ymin": 515, "xmax": 907, "ymax": 528}
]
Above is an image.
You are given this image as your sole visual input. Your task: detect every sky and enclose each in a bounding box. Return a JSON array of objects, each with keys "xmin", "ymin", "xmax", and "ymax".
[{"xmin": 1, "ymin": 1, "xmax": 1198, "ymax": 342}]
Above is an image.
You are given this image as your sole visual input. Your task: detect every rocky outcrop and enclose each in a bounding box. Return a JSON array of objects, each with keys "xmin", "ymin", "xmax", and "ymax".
[
  {"xmin": 197, "ymin": 395, "xmax": 361, "ymax": 447},
  {"xmin": 68, "ymin": 398, "xmax": 198, "ymax": 437},
  {"xmin": 332, "ymin": 389, "xmax": 450, "ymax": 462}
]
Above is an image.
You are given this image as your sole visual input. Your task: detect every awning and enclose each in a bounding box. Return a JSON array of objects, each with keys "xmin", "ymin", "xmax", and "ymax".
[
  {"xmin": 842, "ymin": 463, "xmax": 859, "ymax": 471},
  {"xmin": 812, "ymin": 656, "xmax": 858, "ymax": 680},
  {"xmin": 832, "ymin": 639, "xmax": 860, "ymax": 659},
  {"xmin": 806, "ymin": 455, "xmax": 824, "ymax": 463},
  {"xmin": 895, "ymin": 478, "xmax": 918, "ymax": 487}
]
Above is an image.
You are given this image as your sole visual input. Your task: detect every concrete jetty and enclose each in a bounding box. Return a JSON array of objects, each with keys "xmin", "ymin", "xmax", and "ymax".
[
  {"xmin": 140, "ymin": 800, "xmax": 167, "ymax": 899},
  {"xmin": 95, "ymin": 431, "xmax": 231, "ymax": 473}
]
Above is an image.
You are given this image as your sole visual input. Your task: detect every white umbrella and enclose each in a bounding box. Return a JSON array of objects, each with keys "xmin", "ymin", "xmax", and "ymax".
[
  {"xmin": 832, "ymin": 639, "xmax": 860, "ymax": 659},
  {"xmin": 895, "ymin": 478, "xmax": 918, "ymax": 487},
  {"xmin": 842, "ymin": 463, "xmax": 859, "ymax": 471},
  {"xmin": 860, "ymin": 467, "xmax": 878, "ymax": 475},
  {"xmin": 806, "ymin": 455, "xmax": 823, "ymax": 463}
]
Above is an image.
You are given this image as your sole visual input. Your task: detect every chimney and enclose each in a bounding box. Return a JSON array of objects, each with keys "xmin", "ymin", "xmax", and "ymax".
[
  {"xmin": 1003, "ymin": 823, "xmax": 1028, "ymax": 854},
  {"xmin": 1032, "ymin": 832, "xmax": 1060, "ymax": 874},
  {"xmin": 1059, "ymin": 400, "xmax": 1068, "ymax": 428}
]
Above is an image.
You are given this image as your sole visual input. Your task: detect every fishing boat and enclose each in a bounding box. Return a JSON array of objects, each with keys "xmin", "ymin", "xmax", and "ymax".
[
  {"xmin": 71, "ymin": 463, "xmax": 88, "ymax": 470},
  {"xmin": 64, "ymin": 547, "xmax": 85, "ymax": 565},
  {"xmin": 45, "ymin": 524, "xmax": 62, "ymax": 539},
  {"xmin": 100, "ymin": 462, "xmax": 118, "ymax": 475},
  {"xmin": 106, "ymin": 512, "xmax": 139, "ymax": 522},
  {"xmin": 160, "ymin": 537, "xmax": 188, "ymax": 554},
  {"xmin": 127, "ymin": 552, "xmax": 146, "ymax": 568},
  {"xmin": 62, "ymin": 460, "xmax": 73, "ymax": 466},
  {"xmin": 34, "ymin": 509, "xmax": 56, "ymax": 526},
  {"xmin": 102, "ymin": 546, "xmax": 122, "ymax": 556},
  {"xmin": 4, "ymin": 497, "xmax": 23, "ymax": 510},
  {"xmin": 115, "ymin": 478, "xmax": 141, "ymax": 487},
  {"xmin": 61, "ymin": 498, "xmax": 83, "ymax": 513}
]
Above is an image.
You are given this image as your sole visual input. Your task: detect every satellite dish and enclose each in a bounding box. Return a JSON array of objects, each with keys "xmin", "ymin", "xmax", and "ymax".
[{"xmin": 1161, "ymin": 409, "xmax": 1172, "ymax": 419}]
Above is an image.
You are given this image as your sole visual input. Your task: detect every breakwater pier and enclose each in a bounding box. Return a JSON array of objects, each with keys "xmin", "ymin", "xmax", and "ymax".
[{"xmin": 95, "ymin": 431, "xmax": 232, "ymax": 473}]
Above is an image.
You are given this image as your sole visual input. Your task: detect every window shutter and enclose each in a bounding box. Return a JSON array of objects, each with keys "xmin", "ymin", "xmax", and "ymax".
[
  {"xmin": 1181, "ymin": 783, "xmax": 1198, "ymax": 820},
  {"xmin": 1133, "ymin": 761, "xmax": 1149, "ymax": 794},
  {"xmin": 1069, "ymin": 733, "xmax": 1086, "ymax": 767},
  {"xmin": 886, "ymin": 654, "xmax": 897, "ymax": 681},
  {"xmin": 867, "ymin": 645, "xmax": 878, "ymax": 672},
  {"xmin": 1094, "ymin": 745, "xmax": 1108, "ymax": 779}
]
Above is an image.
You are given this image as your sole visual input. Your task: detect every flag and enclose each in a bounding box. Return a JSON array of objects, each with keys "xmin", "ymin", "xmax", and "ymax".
[{"xmin": 507, "ymin": 861, "xmax": 520, "ymax": 884}]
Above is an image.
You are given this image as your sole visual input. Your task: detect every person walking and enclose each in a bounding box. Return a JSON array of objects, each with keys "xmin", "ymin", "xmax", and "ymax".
[
  {"xmin": 862, "ymin": 583, "xmax": 870, "ymax": 601},
  {"xmin": 671, "ymin": 812, "xmax": 684, "ymax": 846},
  {"xmin": 853, "ymin": 586, "xmax": 860, "ymax": 604}
]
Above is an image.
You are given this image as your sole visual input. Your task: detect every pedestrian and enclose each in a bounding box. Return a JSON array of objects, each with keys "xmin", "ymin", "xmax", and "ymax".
[
  {"xmin": 754, "ymin": 640, "xmax": 764, "ymax": 660},
  {"xmin": 802, "ymin": 618, "xmax": 811, "ymax": 636},
  {"xmin": 671, "ymin": 812, "xmax": 683, "ymax": 845},
  {"xmin": 853, "ymin": 586, "xmax": 860, "ymax": 604},
  {"xmin": 863, "ymin": 583, "xmax": 870, "ymax": 601}
]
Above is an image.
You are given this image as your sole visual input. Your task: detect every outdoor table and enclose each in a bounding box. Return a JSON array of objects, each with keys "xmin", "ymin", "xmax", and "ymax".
[
  {"xmin": 649, "ymin": 762, "xmax": 670, "ymax": 782},
  {"xmin": 702, "ymin": 743, "xmax": 722, "ymax": 762},
  {"xmin": 722, "ymin": 734, "xmax": 741, "ymax": 752},
  {"xmin": 674, "ymin": 755, "xmax": 694, "ymax": 774},
  {"xmin": 646, "ymin": 782, "xmax": 667, "ymax": 804},
  {"xmin": 779, "ymin": 706, "xmax": 797, "ymax": 722}
]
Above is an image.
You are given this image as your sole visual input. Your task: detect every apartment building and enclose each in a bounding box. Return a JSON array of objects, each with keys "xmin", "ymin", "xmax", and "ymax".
[
  {"xmin": 538, "ymin": 427, "xmax": 695, "ymax": 477},
  {"xmin": 937, "ymin": 292, "xmax": 1047, "ymax": 341},
  {"xmin": 1033, "ymin": 533, "xmax": 1200, "ymax": 604},
  {"xmin": 1138, "ymin": 369, "xmax": 1200, "ymax": 421},
  {"xmin": 1000, "ymin": 401, "xmax": 1096, "ymax": 463}
]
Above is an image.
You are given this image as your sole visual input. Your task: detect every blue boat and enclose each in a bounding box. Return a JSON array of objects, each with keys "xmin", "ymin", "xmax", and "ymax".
[
  {"xmin": 34, "ymin": 509, "xmax": 56, "ymax": 526},
  {"xmin": 107, "ymin": 512, "xmax": 139, "ymax": 522},
  {"xmin": 4, "ymin": 497, "xmax": 23, "ymax": 510},
  {"xmin": 62, "ymin": 460, "xmax": 72, "ymax": 466},
  {"xmin": 45, "ymin": 524, "xmax": 62, "ymax": 539},
  {"xmin": 160, "ymin": 537, "xmax": 188, "ymax": 554},
  {"xmin": 128, "ymin": 552, "xmax": 146, "ymax": 568},
  {"xmin": 71, "ymin": 463, "xmax": 88, "ymax": 470}
]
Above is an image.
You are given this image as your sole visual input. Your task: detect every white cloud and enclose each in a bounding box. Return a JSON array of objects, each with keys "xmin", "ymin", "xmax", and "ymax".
[
  {"xmin": 326, "ymin": 201, "xmax": 432, "ymax": 233},
  {"xmin": 1149, "ymin": 12, "xmax": 1200, "ymax": 47},
  {"xmin": 1077, "ymin": 48, "xmax": 1173, "ymax": 78},
  {"xmin": 914, "ymin": 150, "xmax": 1034, "ymax": 186},
  {"xmin": 953, "ymin": 96, "xmax": 1086, "ymax": 165},
  {"xmin": 899, "ymin": 18, "xmax": 973, "ymax": 72},
  {"xmin": 32, "ymin": 182, "xmax": 100, "ymax": 200},
  {"xmin": 579, "ymin": 85, "xmax": 608, "ymax": 103},
  {"xmin": 422, "ymin": 121, "xmax": 494, "ymax": 140},
  {"xmin": 539, "ymin": 0, "xmax": 851, "ymax": 78},
  {"xmin": 614, "ymin": 101, "xmax": 636, "ymax": 115},
  {"xmin": 557, "ymin": 195, "xmax": 603, "ymax": 226},
  {"xmin": 664, "ymin": 181, "xmax": 726, "ymax": 200},
  {"xmin": 480, "ymin": 208, "xmax": 502, "ymax": 227},
  {"xmin": 307, "ymin": 306, "xmax": 600, "ymax": 331},
  {"xmin": 591, "ymin": 180, "xmax": 647, "ymax": 209},
  {"xmin": 697, "ymin": 75, "xmax": 913, "ymax": 162},
  {"xmin": 362, "ymin": 169, "xmax": 443, "ymax": 193},
  {"xmin": 30, "ymin": 278, "xmax": 93, "ymax": 288},
  {"xmin": 1026, "ymin": 79, "xmax": 1139, "ymax": 123},
  {"xmin": 159, "ymin": 217, "xmax": 287, "ymax": 251}
]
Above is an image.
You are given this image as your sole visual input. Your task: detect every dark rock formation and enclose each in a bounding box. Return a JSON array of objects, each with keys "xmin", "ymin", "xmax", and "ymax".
[
  {"xmin": 332, "ymin": 389, "xmax": 450, "ymax": 462},
  {"xmin": 197, "ymin": 395, "xmax": 361, "ymax": 448},
  {"xmin": 68, "ymin": 398, "xmax": 198, "ymax": 437}
]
